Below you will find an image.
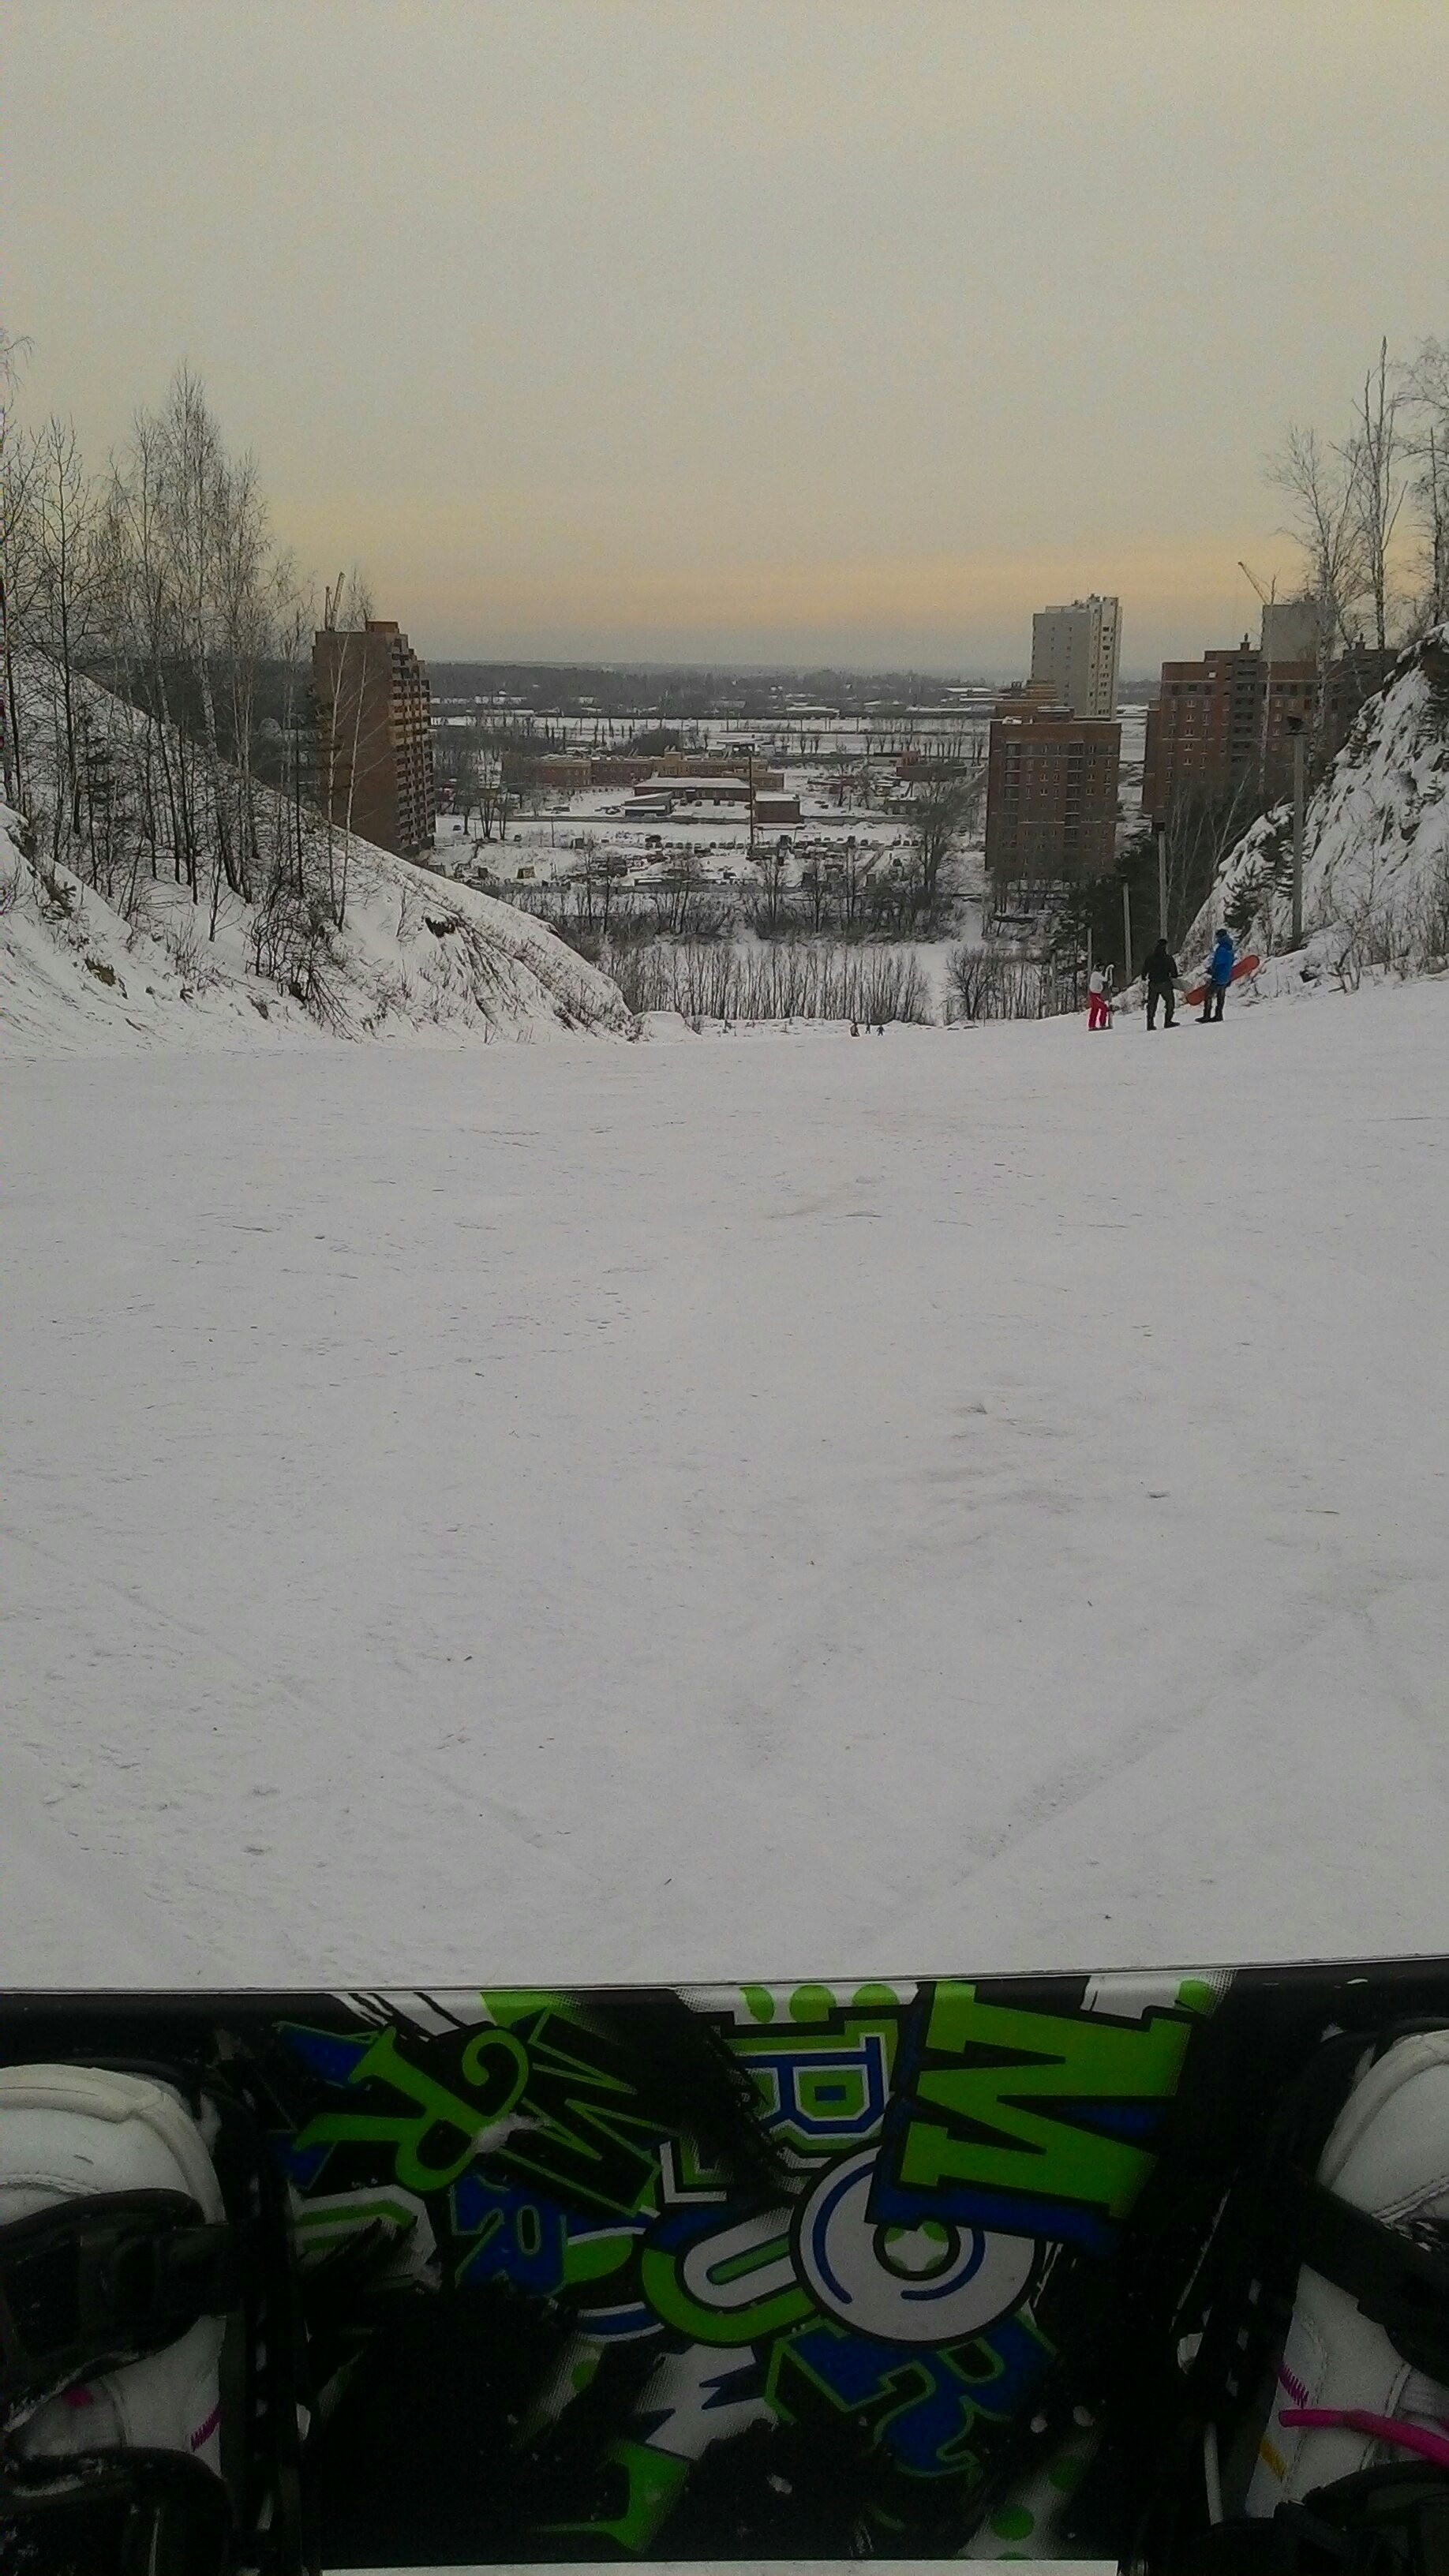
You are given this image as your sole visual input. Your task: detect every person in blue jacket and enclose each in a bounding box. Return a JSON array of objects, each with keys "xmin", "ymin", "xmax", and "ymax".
[{"xmin": 1201, "ymin": 926, "xmax": 1235, "ymax": 1022}]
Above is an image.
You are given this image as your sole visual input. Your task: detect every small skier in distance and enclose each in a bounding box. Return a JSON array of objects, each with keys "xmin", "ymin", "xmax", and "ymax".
[
  {"xmin": 1145, "ymin": 936, "xmax": 1178, "ymax": 1029},
  {"xmin": 1200, "ymin": 925, "xmax": 1235, "ymax": 1023},
  {"xmin": 1087, "ymin": 964, "xmax": 1110, "ymax": 1031}
]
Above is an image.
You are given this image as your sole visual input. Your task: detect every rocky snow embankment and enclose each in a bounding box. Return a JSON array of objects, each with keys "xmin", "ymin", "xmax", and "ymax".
[{"xmin": 1185, "ymin": 625, "xmax": 1449, "ymax": 988}]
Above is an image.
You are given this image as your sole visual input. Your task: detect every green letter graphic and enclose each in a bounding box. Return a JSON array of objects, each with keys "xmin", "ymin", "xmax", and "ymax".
[
  {"xmin": 296, "ymin": 2024, "xmax": 527, "ymax": 2195},
  {"xmin": 900, "ymin": 1986, "xmax": 1189, "ymax": 2220}
]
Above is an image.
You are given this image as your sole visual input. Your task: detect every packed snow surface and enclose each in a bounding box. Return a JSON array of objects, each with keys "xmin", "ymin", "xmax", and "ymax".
[{"xmin": 4, "ymin": 983, "xmax": 1448, "ymax": 1986}]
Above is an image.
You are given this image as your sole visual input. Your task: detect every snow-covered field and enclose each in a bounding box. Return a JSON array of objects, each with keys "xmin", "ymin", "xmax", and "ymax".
[{"xmin": 4, "ymin": 980, "xmax": 1448, "ymax": 1987}]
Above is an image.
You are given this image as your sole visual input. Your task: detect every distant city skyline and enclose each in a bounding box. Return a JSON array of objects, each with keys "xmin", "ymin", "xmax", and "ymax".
[{"xmin": 6, "ymin": 0, "xmax": 1447, "ymax": 672}]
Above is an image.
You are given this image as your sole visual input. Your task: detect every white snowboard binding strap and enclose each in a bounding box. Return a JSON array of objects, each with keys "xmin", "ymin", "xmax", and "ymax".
[{"xmin": 0, "ymin": 2058, "xmax": 303, "ymax": 2573}]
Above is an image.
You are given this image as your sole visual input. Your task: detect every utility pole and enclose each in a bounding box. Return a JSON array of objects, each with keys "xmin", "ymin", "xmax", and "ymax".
[
  {"xmin": 1240, "ymin": 560, "xmax": 1279, "ymax": 797},
  {"xmin": 1289, "ymin": 717, "xmax": 1306, "ymax": 948},
  {"xmin": 1157, "ymin": 830, "xmax": 1168, "ymax": 942}
]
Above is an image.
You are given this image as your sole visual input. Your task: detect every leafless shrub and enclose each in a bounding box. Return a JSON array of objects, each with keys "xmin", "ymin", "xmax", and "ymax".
[
  {"xmin": 360, "ymin": 968, "xmax": 409, "ymax": 1033},
  {"xmin": 248, "ymin": 870, "xmax": 345, "ymax": 1023},
  {"xmin": 600, "ymin": 939, "xmax": 932, "ymax": 1026},
  {"xmin": 1417, "ymin": 850, "xmax": 1449, "ymax": 968},
  {"xmin": 35, "ymin": 858, "xmax": 77, "ymax": 920},
  {"xmin": 158, "ymin": 911, "xmax": 223, "ymax": 990},
  {"xmin": 944, "ymin": 944, "xmax": 1061, "ymax": 1021},
  {"xmin": 1329, "ymin": 856, "xmax": 1449, "ymax": 987}
]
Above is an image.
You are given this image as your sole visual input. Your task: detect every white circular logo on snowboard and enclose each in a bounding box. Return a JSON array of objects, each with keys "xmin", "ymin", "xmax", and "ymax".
[{"xmin": 796, "ymin": 2148, "xmax": 1037, "ymax": 2343}]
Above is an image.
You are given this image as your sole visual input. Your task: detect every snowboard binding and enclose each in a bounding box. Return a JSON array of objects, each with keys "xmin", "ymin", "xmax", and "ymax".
[
  {"xmin": 0, "ymin": 2061, "xmax": 312, "ymax": 2576},
  {"xmin": 1141, "ymin": 2018, "xmax": 1449, "ymax": 2571}
]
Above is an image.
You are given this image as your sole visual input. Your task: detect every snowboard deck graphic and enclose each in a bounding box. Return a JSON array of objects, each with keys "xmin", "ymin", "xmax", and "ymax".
[
  {"xmin": 1181, "ymin": 953, "xmax": 1260, "ymax": 1009},
  {"xmin": 4, "ymin": 1958, "xmax": 1449, "ymax": 2572}
]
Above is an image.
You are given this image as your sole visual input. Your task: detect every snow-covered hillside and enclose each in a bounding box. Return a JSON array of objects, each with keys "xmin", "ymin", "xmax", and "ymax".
[
  {"xmin": 1188, "ymin": 627, "xmax": 1449, "ymax": 979},
  {"xmin": 0, "ymin": 804, "xmax": 628, "ymax": 1053},
  {"xmin": 1, "ymin": 650, "xmax": 630, "ymax": 1053}
]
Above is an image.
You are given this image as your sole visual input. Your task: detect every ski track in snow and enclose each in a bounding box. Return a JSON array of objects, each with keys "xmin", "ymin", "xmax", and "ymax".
[{"xmin": 2, "ymin": 983, "xmax": 1448, "ymax": 1986}]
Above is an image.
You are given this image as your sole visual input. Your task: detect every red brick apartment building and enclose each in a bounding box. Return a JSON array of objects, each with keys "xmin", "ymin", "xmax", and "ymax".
[
  {"xmin": 313, "ymin": 620, "xmax": 436, "ymax": 858},
  {"xmin": 985, "ymin": 713, "xmax": 1121, "ymax": 886},
  {"xmin": 1141, "ymin": 641, "xmax": 1394, "ymax": 826}
]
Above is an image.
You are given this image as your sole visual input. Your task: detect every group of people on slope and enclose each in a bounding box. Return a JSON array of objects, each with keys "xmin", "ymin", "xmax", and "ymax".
[{"xmin": 1087, "ymin": 926, "xmax": 1237, "ymax": 1032}]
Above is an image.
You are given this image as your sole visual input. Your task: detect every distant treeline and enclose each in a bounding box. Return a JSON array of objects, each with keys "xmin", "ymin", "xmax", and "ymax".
[{"xmin": 427, "ymin": 661, "xmax": 990, "ymax": 722}]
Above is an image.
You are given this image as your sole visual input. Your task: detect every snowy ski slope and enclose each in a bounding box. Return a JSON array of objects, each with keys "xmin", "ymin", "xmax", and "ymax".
[{"xmin": 3, "ymin": 979, "xmax": 1447, "ymax": 1986}]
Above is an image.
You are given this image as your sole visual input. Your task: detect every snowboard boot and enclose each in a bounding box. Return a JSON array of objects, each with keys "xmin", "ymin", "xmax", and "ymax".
[
  {"xmin": 0, "ymin": 2061, "xmax": 236, "ymax": 2568},
  {"xmin": 1245, "ymin": 2029, "xmax": 1449, "ymax": 2517}
]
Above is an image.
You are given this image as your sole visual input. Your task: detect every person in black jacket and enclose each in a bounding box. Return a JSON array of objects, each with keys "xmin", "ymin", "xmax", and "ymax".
[{"xmin": 1144, "ymin": 936, "xmax": 1178, "ymax": 1028}]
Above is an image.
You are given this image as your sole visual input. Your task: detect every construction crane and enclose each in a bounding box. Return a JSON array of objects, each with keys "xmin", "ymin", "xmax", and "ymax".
[{"xmin": 1238, "ymin": 559, "xmax": 1276, "ymax": 607}]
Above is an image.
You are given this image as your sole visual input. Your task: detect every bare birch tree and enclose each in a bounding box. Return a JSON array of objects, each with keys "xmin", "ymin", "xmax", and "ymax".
[
  {"xmin": 1268, "ymin": 424, "xmax": 1368, "ymax": 767},
  {"xmin": 1342, "ymin": 340, "xmax": 1408, "ymax": 656},
  {"xmin": 314, "ymin": 566, "xmax": 374, "ymax": 928},
  {"xmin": 1402, "ymin": 338, "xmax": 1449, "ymax": 631},
  {"xmin": 31, "ymin": 417, "xmax": 103, "ymax": 856},
  {"xmin": 156, "ymin": 369, "xmax": 243, "ymax": 919},
  {"xmin": 908, "ymin": 757, "xmax": 985, "ymax": 924},
  {"xmin": 0, "ymin": 328, "xmax": 39, "ymax": 810}
]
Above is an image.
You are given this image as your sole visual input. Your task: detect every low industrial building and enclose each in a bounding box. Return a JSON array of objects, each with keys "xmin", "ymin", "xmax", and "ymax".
[
  {"xmin": 631, "ymin": 774, "xmax": 753, "ymax": 807},
  {"xmin": 534, "ymin": 753, "xmax": 593, "ymax": 792}
]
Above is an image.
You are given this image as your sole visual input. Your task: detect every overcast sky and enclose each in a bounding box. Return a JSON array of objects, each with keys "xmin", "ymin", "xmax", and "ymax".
[{"xmin": 6, "ymin": 0, "xmax": 1447, "ymax": 672}]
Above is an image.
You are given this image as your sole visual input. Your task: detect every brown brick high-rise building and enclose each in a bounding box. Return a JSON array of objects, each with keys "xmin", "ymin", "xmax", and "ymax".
[
  {"xmin": 985, "ymin": 713, "xmax": 1121, "ymax": 886},
  {"xmin": 1140, "ymin": 640, "xmax": 1394, "ymax": 827},
  {"xmin": 313, "ymin": 619, "xmax": 436, "ymax": 858},
  {"xmin": 1140, "ymin": 643, "xmax": 1312, "ymax": 828}
]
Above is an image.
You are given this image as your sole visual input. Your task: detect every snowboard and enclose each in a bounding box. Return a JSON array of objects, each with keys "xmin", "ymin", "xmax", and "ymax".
[
  {"xmin": 1181, "ymin": 953, "xmax": 1260, "ymax": 1009},
  {"xmin": 5, "ymin": 1958, "xmax": 1449, "ymax": 2574}
]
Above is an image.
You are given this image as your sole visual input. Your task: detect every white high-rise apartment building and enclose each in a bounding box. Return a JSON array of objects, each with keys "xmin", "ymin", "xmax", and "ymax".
[
  {"xmin": 1260, "ymin": 596, "xmax": 1320, "ymax": 665},
  {"xmin": 1030, "ymin": 594, "xmax": 1121, "ymax": 719}
]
